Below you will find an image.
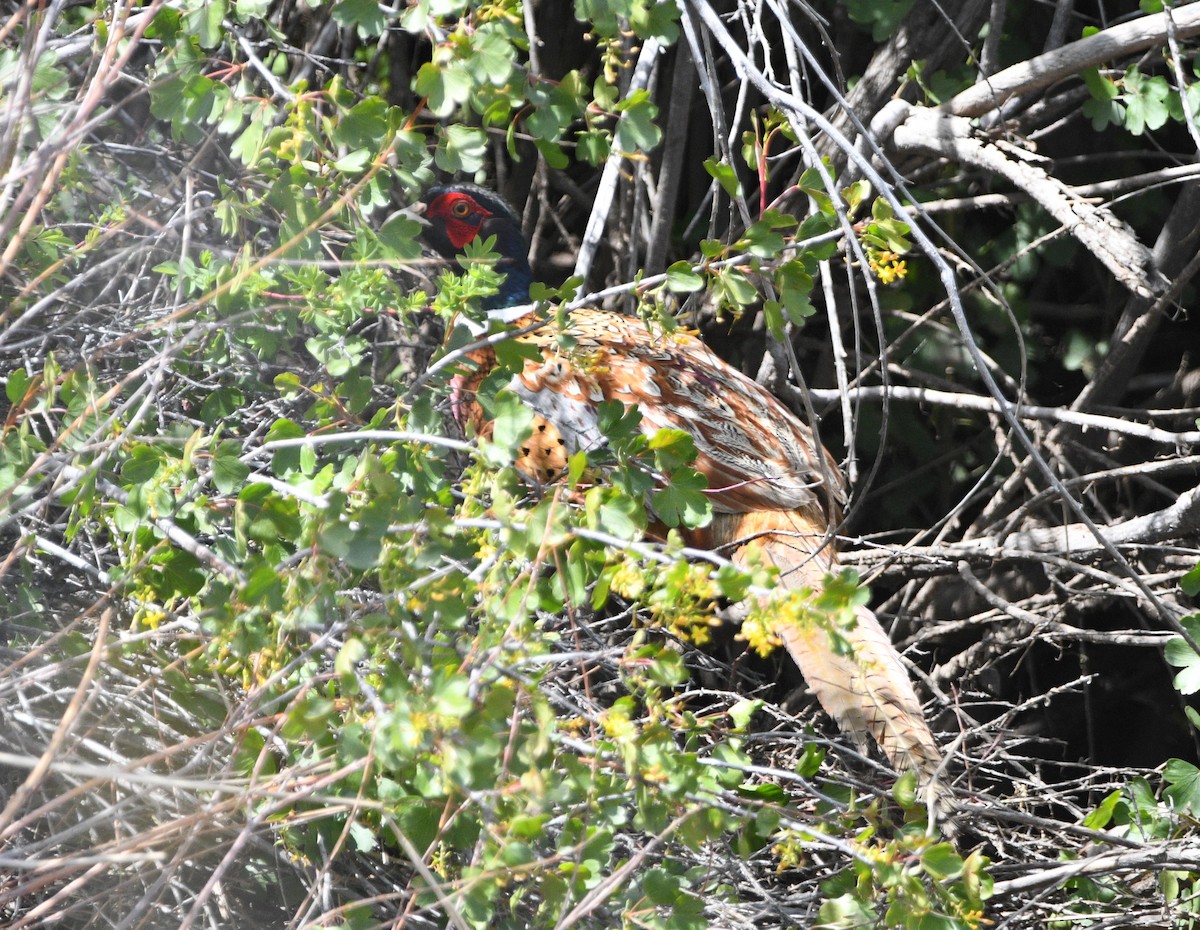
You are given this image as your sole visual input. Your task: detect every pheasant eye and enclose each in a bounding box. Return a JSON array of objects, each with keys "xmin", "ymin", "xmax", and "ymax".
[{"xmin": 451, "ymin": 200, "xmax": 471, "ymax": 217}]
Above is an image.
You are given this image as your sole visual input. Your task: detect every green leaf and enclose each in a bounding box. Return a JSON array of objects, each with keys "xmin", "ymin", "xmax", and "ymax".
[
  {"xmin": 213, "ymin": 440, "xmax": 250, "ymax": 494},
  {"xmin": 468, "ymin": 24, "xmax": 516, "ymax": 84},
  {"xmin": 230, "ymin": 110, "xmax": 266, "ymax": 165},
  {"xmin": 576, "ymin": 129, "xmax": 610, "ymax": 165},
  {"xmin": 332, "ymin": 148, "xmax": 371, "ymax": 173},
  {"xmin": 736, "ymin": 780, "xmax": 787, "ymax": 803},
  {"xmin": 842, "ymin": 0, "xmax": 915, "ymax": 42},
  {"xmin": 630, "ymin": 1, "xmax": 680, "ymax": 41},
  {"xmin": 1181, "ymin": 566, "xmax": 1200, "ymax": 597},
  {"xmin": 266, "ymin": 417, "xmax": 306, "ymax": 474},
  {"xmin": 892, "ymin": 768, "xmax": 919, "ymax": 808},
  {"xmin": 1184, "ymin": 84, "xmax": 1200, "ymax": 125},
  {"xmin": 585, "ymin": 487, "xmax": 644, "ymax": 541},
  {"xmin": 333, "ymin": 98, "xmax": 388, "ymax": 149},
  {"xmin": 566, "ymin": 449, "xmax": 588, "ymax": 487},
  {"xmin": 775, "ymin": 259, "xmax": 815, "ymax": 326},
  {"xmin": 651, "ymin": 466, "xmax": 710, "ymax": 529},
  {"xmin": 798, "ymin": 167, "xmax": 834, "ymax": 215},
  {"xmin": 492, "ymin": 336, "xmax": 543, "ymax": 371},
  {"xmin": 714, "ymin": 267, "xmax": 758, "ymax": 308},
  {"xmin": 237, "ymin": 483, "xmax": 302, "ymax": 547},
  {"xmin": 1123, "ymin": 72, "xmax": 1171, "ymax": 134},
  {"xmin": 1083, "ymin": 789, "xmax": 1123, "ymax": 830},
  {"xmin": 317, "ymin": 499, "xmax": 391, "ymax": 569},
  {"xmin": 598, "ymin": 398, "xmax": 644, "ymax": 443},
  {"xmin": 704, "ymin": 157, "xmax": 741, "ymax": 198},
  {"xmin": 414, "ymin": 60, "xmax": 472, "ymax": 117},
  {"xmin": 235, "ymin": 0, "xmax": 271, "ymax": 15},
  {"xmin": 4, "ymin": 367, "xmax": 31, "ymax": 405},
  {"xmin": 436, "ymin": 123, "xmax": 487, "ymax": 174},
  {"xmin": 922, "ymin": 844, "xmax": 964, "ymax": 881},
  {"xmin": 641, "ymin": 867, "xmax": 680, "ymax": 906},
  {"xmin": 122, "ymin": 444, "xmax": 164, "ymax": 486},
  {"xmin": 533, "ymin": 137, "xmax": 569, "ymax": 169},
  {"xmin": 795, "ymin": 743, "xmax": 824, "ymax": 778},
  {"xmin": 375, "ymin": 212, "xmax": 424, "ymax": 260},
  {"xmin": 614, "ymin": 89, "xmax": 661, "ymax": 153},
  {"xmin": 1164, "ymin": 758, "xmax": 1200, "ymax": 814},
  {"xmin": 648, "ymin": 428, "xmax": 698, "ymax": 470},
  {"xmin": 186, "ymin": 0, "xmax": 227, "ymax": 49},
  {"xmin": 664, "ymin": 261, "xmax": 704, "ymax": 293},
  {"xmin": 331, "ymin": 0, "xmax": 386, "ymax": 37},
  {"xmin": 1083, "ymin": 95, "xmax": 1124, "ymax": 131},
  {"xmin": 1123, "ymin": 70, "xmax": 1171, "ymax": 135},
  {"xmin": 1164, "ymin": 615, "xmax": 1200, "ymax": 694},
  {"xmin": 1083, "ymin": 67, "xmax": 1119, "ymax": 102},
  {"xmin": 842, "ymin": 179, "xmax": 871, "ymax": 212},
  {"xmin": 741, "ymin": 216, "xmax": 788, "ymax": 258},
  {"xmin": 727, "ymin": 698, "xmax": 762, "ymax": 730}
]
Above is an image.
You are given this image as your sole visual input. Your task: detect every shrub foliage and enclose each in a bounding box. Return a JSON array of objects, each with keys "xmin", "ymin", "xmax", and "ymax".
[{"xmin": 2, "ymin": 1, "xmax": 1200, "ymax": 928}]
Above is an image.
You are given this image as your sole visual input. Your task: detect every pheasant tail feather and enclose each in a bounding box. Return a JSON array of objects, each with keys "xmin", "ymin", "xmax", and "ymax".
[{"xmin": 705, "ymin": 509, "xmax": 951, "ymax": 824}]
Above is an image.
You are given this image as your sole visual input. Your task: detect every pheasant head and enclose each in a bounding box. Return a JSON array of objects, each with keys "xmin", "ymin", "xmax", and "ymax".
[{"xmin": 417, "ymin": 184, "xmax": 533, "ymax": 311}]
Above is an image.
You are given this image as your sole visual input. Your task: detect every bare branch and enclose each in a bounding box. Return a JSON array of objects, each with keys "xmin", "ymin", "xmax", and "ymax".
[
  {"xmin": 890, "ymin": 105, "xmax": 1168, "ymax": 297},
  {"xmin": 809, "ymin": 384, "xmax": 1200, "ymax": 446},
  {"xmin": 945, "ymin": 5, "xmax": 1200, "ymax": 117}
]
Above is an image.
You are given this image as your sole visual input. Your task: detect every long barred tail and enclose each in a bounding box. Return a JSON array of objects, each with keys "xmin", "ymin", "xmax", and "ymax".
[{"xmin": 702, "ymin": 508, "xmax": 954, "ymax": 833}]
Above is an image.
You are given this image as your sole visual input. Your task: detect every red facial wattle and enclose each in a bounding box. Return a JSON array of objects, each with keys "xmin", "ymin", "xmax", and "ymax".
[
  {"xmin": 443, "ymin": 215, "xmax": 481, "ymax": 249},
  {"xmin": 430, "ymin": 193, "xmax": 491, "ymax": 250}
]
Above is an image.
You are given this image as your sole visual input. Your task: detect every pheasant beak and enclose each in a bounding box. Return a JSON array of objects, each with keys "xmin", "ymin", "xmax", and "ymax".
[{"xmin": 400, "ymin": 201, "xmax": 429, "ymax": 226}]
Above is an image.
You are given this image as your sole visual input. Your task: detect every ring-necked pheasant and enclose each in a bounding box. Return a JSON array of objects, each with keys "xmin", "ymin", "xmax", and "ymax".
[{"xmin": 416, "ymin": 183, "xmax": 950, "ymax": 820}]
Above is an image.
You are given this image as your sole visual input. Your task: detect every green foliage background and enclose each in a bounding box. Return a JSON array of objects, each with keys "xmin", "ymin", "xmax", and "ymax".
[{"xmin": 2, "ymin": 1, "xmax": 1200, "ymax": 928}]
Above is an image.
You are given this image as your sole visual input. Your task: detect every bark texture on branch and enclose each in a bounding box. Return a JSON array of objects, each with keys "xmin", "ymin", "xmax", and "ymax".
[
  {"xmin": 946, "ymin": 4, "xmax": 1200, "ymax": 117},
  {"xmin": 890, "ymin": 105, "xmax": 1168, "ymax": 298}
]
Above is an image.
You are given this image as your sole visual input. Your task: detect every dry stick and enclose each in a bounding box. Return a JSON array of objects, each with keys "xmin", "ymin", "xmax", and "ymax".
[
  {"xmin": 891, "ymin": 105, "xmax": 1166, "ymax": 298},
  {"xmin": 879, "ymin": 3, "xmax": 1200, "ymax": 401},
  {"xmin": 645, "ymin": 42, "xmax": 695, "ymax": 276},
  {"xmin": 1075, "ymin": 184, "xmax": 1200, "ymax": 414},
  {"xmin": 0, "ymin": 608, "xmax": 111, "ymax": 836},
  {"xmin": 991, "ymin": 843, "xmax": 1200, "ymax": 895},
  {"xmin": 0, "ymin": 0, "xmax": 33, "ymax": 47},
  {"xmin": 807, "ymin": 384, "xmax": 1200, "ymax": 446},
  {"xmin": 553, "ymin": 810, "xmax": 692, "ymax": 930},
  {"xmin": 1165, "ymin": 3, "xmax": 1200, "ymax": 153},
  {"xmin": 974, "ymin": 483, "xmax": 1200, "ymax": 556},
  {"xmin": 979, "ymin": 0, "xmax": 1008, "ymax": 79},
  {"xmin": 917, "ymin": 163, "xmax": 1200, "ymax": 214},
  {"xmin": 971, "ymin": 183, "xmax": 1200, "ymax": 537},
  {"xmin": 945, "ymin": 3, "xmax": 1200, "ymax": 116},
  {"xmin": 818, "ymin": 0, "xmax": 989, "ymax": 168},
  {"xmin": 0, "ymin": 0, "xmax": 165, "ymax": 284},
  {"xmin": 3, "ymin": 118, "xmax": 412, "ymax": 561},
  {"xmin": 0, "ymin": 1, "xmax": 43, "ymax": 214},
  {"xmin": 879, "ymin": 10, "xmax": 1200, "ymax": 572},
  {"xmin": 573, "ymin": 37, "xmax": 662, "ymax": 287}
]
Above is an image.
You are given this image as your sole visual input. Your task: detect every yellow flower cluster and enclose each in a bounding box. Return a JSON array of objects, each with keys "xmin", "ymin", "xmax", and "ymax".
[{"xmin": 869, "ymin": 250, "xmax": 908, "ymax": 284}]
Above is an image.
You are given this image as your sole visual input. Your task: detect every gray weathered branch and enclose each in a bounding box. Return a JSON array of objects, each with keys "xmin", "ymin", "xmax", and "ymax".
[
  {"xmin": 889, "ymin": 105, "xmax": 1168, "ymax": 298},
  {"xmin": 946, "ymin": 4, "xmax": 1200, "ymax": 117}
]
